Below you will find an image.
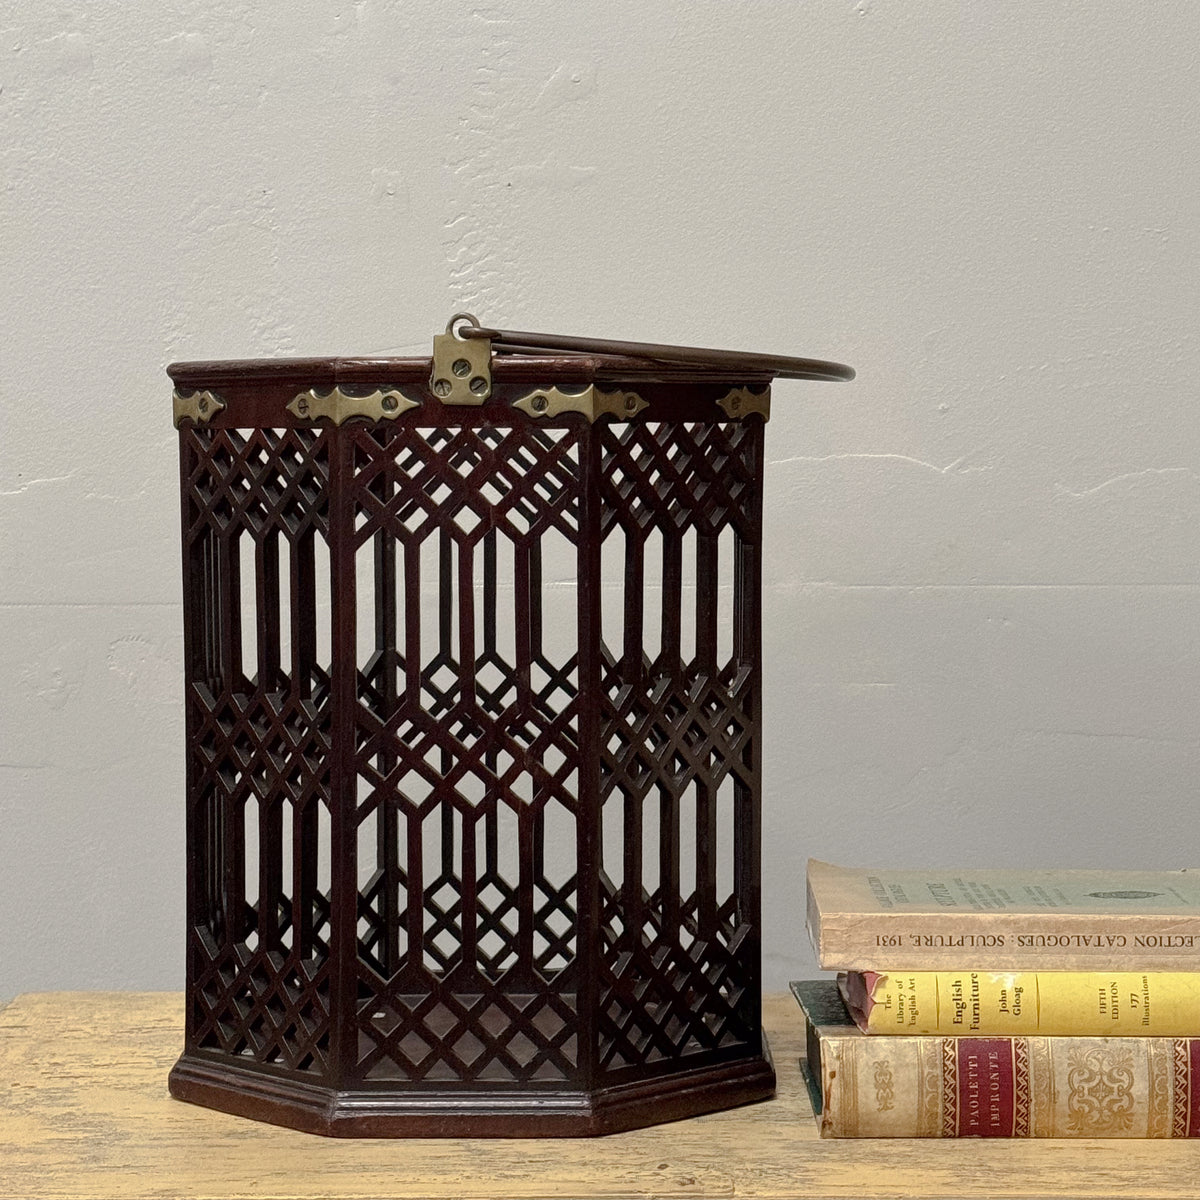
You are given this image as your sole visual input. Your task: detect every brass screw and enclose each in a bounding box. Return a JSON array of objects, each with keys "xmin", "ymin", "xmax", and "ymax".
[
  {"xmin": 531, "ymin": 394, "xmax": 548, "ymax": 413},
  {"xmin": 469, "ymin": 376, "xmax": 488, "ymax": 395},
  {"xmin": 433, "ymin": 379, "xmax": 452, "ymax": 397},
  {"xmin": 624, "ymin": 394, "xmax": 638, "ymax": 413},
  {"xmin": 452, "ymin": 359, "xmax": 471, "ymax": 377},
  {"xmin": 197, "ymin": 396, "xmax": 209, "ymax": 413},
  {"xmin": 382, "ymin": 394, "xmax": 399, "ymax": 412}
]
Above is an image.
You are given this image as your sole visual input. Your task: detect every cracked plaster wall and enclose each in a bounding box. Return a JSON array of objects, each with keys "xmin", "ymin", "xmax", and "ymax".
[{"xmin": 2, "ymin": 2, "xmax": 1199, "ymax": 998}]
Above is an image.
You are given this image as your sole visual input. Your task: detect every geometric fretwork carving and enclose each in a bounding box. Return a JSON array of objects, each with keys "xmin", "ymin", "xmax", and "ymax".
[
  {"xmin": 348, "ymin": 424, "xmax": 581, "ymax": 1082},
  {"xmin": 181, "ymin": 426, "xmax": 333, "ymax": 1075},
  {"xmin": 172, "ymin": 370, "xmax": 773, "ymax": 1135},
  {"xmin": 595, "ymin": 422, "xmax": 762, "ymax": 1076}
]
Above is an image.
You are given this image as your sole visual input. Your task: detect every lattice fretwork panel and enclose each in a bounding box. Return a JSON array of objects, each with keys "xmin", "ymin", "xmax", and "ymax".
[
  {"xmin": 181, "ymin": 426, "xmax": 334, "ymax": 1075},
  {"xmin": 347, "ymin": 423, "xmax": 583, "ymax": 1084},
  {"xmin": 173, "ymin": 369, "xmax": 781, "ymax": 1135},
  {"xmin": 595, "ymin": 420, "xmax": 763, "ymax": 1075}
]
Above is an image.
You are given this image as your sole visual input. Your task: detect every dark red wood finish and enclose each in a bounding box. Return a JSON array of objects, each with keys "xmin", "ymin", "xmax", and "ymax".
[{"xmin": 168, "ymin": 354, "xmax": 778, "ymax": 1136}]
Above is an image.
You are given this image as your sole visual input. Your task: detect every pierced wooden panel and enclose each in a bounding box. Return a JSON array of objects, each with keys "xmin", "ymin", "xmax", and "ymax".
[
  {"xmin": 181, "ymin": 427, "xmax": 334, "ymax": 1076},
  {"xmin": 174, "ymin": 389, "xmax": 773, "ymax": 1133},
  {"xmin": 347, "ymin": 423, "xmax": 584, "ymax": 1084},
  {"xmin": 595, "ymin": 420, "xmax": 763, "ymax": 1075}
]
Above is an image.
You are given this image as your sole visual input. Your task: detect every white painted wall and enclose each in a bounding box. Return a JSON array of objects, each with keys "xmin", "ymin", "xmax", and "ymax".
[{"xmin": 3, "ymin": 2, "xmax": 1199, "ymax": 1000}]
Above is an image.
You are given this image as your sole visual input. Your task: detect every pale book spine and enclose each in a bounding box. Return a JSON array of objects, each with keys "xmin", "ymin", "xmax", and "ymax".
[
  {"xmin": 814, "ymin": 1032, "xmax": 1195, "ymax": 1137},
  {"xmin": 818, "ymin": 910, "xmax": 1200, "ymax": 971}
]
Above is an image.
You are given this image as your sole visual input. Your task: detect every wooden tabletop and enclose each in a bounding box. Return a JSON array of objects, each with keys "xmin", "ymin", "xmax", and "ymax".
[{"xmin": 2, "ymin": 992, "xmax": 1197, "ymax": 1200}]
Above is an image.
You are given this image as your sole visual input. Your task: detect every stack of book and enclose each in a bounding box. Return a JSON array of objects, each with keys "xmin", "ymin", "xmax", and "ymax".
[{"xmin": 794, "ymin": 859, "xmax": 1200, "ymax": 1138}]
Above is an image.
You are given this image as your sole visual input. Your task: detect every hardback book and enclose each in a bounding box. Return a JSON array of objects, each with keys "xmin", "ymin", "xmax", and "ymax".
[
  {"xmin": 840, "ymin": 969, "xmax": 1200, "ymax": 1037},
  {"xmin": 807, "ymin": 858, "xmax": 1200, "ymax": 971},
  {"xmin": 793, "ymin": 979, "xmax": 1200, "ymax": 1138}
]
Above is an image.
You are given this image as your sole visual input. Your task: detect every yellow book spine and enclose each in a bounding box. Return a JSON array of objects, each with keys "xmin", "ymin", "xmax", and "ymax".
[{"xmin": 861, "ymin": 971, "xmax": 1200, "ymax": 1036}]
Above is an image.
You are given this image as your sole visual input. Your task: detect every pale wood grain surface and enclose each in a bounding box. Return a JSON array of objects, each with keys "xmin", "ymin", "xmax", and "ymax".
[{"xmin": 2, "ymin": 992, "xmax": 1198, "ymax": 1200}]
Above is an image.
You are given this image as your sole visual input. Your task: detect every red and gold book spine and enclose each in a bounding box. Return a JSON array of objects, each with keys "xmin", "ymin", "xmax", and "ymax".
[{"xmin": 795, "ymin": 981, "xmax": 1200, "ymax": 1137}]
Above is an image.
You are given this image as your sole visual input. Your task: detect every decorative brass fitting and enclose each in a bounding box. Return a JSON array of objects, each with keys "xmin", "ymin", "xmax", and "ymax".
[
  {"xmin": 431, "ymin": 313, "xmax": 492, "ymax": 405},
  {"xmin": 287, "ymin": 387, "xmax": 419, "ymax": 425},
  {"xmin": 716, "ymin": 387, "xmax": 770, "ymax": 421},
  {"xmin": 172, "ymin": 389, "xmax": 225, "ymax": 428},
  {"xmin": 512, "ymin": 386, "xmax": 648, "ymax": 423}
]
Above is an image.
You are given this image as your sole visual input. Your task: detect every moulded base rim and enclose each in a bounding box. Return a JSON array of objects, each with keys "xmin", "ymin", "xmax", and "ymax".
[{"xmin": 168, "ymin": 1041, "xmax": 776, "ymax": 1137}]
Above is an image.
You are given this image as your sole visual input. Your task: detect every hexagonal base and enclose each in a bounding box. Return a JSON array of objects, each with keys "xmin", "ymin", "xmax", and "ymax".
[{"xmin": 168, "ymin": 1042, "xmax": 775, "ymax": 1137}]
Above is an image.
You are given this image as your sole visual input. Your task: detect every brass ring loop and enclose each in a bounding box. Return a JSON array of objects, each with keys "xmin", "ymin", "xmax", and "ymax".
[{"xmin": 445, "ymin": 312, "xmax": 480, "ymax": 339}]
